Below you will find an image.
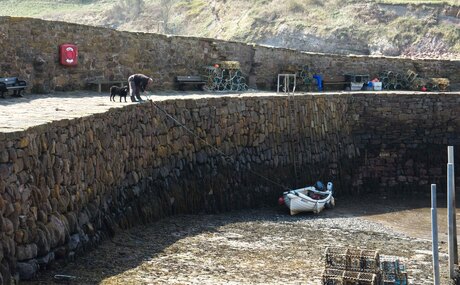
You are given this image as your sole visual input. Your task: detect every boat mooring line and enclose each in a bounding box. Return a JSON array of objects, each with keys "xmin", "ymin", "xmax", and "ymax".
[{"xmin": 148, "ymin": 100, "xmax": 292, "ymax": 191}]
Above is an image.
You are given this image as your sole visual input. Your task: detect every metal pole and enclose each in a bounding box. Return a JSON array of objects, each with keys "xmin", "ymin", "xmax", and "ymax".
[
  {"xmin": 284, "ymin": 76, "xmax": 289, "ymax": 94},
  {"xmin": 277, "ymin": 74, "xmax": 280, "ymax": 93},
  {"xmin": 449, "ymin": 146, "xmax": 454, "ymax": 164},
  {"xmin": 293, "ymin": 74, "xmax": 296, "ymax": 93},
  {"xmin": 448, "ymin": 162, "xmax": 456, "ymax": 279},
  {"xmin": 448, "ymin": 146, "xmax": 458, "ymax": 264},
  {"xmin": 432, "ymin": 184, "xmax": 440, "ymax": 285}
]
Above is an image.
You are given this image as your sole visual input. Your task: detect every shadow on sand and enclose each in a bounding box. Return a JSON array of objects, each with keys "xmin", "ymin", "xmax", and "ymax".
[{"xmin": 21, "ymin": 190, "xmax": 454, "ymax": 285}]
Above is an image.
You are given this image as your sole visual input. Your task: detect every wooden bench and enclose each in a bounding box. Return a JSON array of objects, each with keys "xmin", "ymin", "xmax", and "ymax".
[
  {"xmin": 176, "ymin": 76, "xmax": 206, "ymax": 91},
  {"xmin": 0, "ymin": 77, "xmax": 27, "ymax": 98},
  {"xmin": 323, "ymin": 81, "xmax": 348, "ymax": 91},
  {"xmin": 320, "ymin": 75, "xmax": 344, "ymax": 91},
  {"xmin": 87, "ymin": 80, "xmax": 127, "ymax": 93}
]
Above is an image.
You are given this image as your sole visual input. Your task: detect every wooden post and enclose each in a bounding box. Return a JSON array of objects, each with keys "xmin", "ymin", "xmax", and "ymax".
[{"xmin": 432, "ymin": 184, "xmax": 440, "ymax": 285}]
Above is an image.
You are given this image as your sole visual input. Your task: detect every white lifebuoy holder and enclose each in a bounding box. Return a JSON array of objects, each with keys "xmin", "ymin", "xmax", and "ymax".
[{"xmin": 60, "ymin": 44, "xmax": 78, "ymax": 66}]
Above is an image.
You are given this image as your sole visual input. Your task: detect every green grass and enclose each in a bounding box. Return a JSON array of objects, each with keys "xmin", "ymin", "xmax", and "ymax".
[
  {"xmin": 285, "ymin": 0, "xmax": 305, "ymax": 13},
  {"xmin": 377, "ymin": 0, "xmax": 459, "ymax": 6},
  {"xmin": 176, "ymin": 0, "xmax": 207, "ymax": 18},
  {"xmin": 430, "ymin": 23, "xmax": 460, "ymax": 46},
  {"xmin": 0, "ymin": 0, "xmax": 113, "ymax": 17}
]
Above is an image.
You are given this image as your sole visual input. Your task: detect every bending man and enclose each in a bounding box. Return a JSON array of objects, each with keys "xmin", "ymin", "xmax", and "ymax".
[{"xmin": 128, "ymin": 74, "xmax": 153, "ymax": 102}]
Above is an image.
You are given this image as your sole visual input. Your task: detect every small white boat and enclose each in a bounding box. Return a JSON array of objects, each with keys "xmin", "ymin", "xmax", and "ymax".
[{"xmin": 280, "ymin": 182, "xmax": 335, "ymax": 215}]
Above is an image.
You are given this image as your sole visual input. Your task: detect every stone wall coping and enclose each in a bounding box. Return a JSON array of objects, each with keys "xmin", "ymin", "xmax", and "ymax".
[{"xmin": 0, "ymin": 90, "xmax": 459, "ymax": 134}]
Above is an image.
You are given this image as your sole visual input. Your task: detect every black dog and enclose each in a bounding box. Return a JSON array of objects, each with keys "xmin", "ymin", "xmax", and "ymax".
[{"xmin": 110, "ymin": 85, "xmax": 129, "ymax": 102}]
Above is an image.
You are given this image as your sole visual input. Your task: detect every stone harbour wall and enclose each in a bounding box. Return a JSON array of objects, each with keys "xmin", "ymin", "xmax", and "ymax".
[
  {"xmin": 0, "ymin": 95, "xmax": 354, "ymax": 282},
  {"xmin": 0, "ymin": 93, "xmax": 459, "ymax": 282},
  {"xmin": 0, "ymin": 17, "xmax": 459, "ymax": 93},
  {"xmin": 350, "ymin": 93, "xmax": 460, "ymax": 191}
]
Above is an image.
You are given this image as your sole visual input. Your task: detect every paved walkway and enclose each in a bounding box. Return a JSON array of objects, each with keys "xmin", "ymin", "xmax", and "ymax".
[
  {"xmin": 0, "ymin": 91, "xmax": 261, "ymax": 133},
  {"xmin": 1, "ymin": 90, "xmax": 457, "ymax": 133}
]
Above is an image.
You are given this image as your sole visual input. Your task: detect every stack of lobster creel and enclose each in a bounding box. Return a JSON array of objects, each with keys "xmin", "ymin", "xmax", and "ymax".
[
  {"xmin": 202, "ymin": 61, "xmax": 248, "ymax": 92},
  {"xmin": 378, "ymin": 70, "xmax": 450, "ymax": 91}
]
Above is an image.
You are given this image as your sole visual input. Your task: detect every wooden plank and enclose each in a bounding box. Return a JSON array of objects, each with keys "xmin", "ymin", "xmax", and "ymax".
[
  {"xmin": 87, "ymin": 80, "xmax": 126, "ymax": 93},
  {"xmin": 176, "ymin": 76, "xmax": 203, "ymax": 82},
  {"xmin": 323, "ymin": 81, "xmax": 348, "ymax": 85}
]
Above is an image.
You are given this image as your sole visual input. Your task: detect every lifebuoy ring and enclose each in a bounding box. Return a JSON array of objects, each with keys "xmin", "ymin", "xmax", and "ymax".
[{"xmin": 60, "ymin": 44, "xmax": 78, "ymax": 66}]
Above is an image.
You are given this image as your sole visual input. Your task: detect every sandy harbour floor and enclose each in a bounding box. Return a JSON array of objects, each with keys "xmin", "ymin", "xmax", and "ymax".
[{"xmin": 23, "ymin": 192, "xmax": 458, "ymax": 285}]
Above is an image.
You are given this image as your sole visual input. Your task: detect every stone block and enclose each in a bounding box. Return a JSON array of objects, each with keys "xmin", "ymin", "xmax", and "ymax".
[{"xmin": 16, "ymin": 244, "xmax": 38, "ymax": 261}]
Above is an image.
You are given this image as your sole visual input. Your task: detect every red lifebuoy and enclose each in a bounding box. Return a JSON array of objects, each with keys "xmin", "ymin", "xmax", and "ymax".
[{"xmin": 60, "ymin": 44, "xmax": 78, "ymax": 66}]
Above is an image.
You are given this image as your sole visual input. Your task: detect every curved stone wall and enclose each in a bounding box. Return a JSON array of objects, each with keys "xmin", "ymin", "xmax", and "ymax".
[
  {"xmin": 350, "ymin": 93, "xmax": 460, "ymax": 190},
  {"xmin": 0, "ymin": 95, "xmax": 352, "ymax": 282},
  {"xmin": 0, "ymin": 93, "xmax": 459, "ymax": 282},
  {"xmin": 0, "ymin": 17, "xmax": 459, "ymax": 93}
]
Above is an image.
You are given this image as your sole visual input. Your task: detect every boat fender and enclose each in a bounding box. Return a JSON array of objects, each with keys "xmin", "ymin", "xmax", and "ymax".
[
  {"xmin": 278, "ymin": 197, "xmax": 285, "ymax": 205},
  {"xmin": 325, "ymin": 197, "xmax": 335, "ymax": 209},
  {"xmin": 315, "ymin": 181, "xmax": 325, "ymax": 191}
]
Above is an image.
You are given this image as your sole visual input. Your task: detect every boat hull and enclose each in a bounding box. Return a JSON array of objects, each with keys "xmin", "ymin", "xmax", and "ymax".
[{"xmin": 283, "ymin": 187, "xmax": 334, "ymax": 215}]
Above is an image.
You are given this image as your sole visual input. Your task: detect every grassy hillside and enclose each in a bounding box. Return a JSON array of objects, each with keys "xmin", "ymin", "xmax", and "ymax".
[
  {"xmin": 380, "ymin": 0, "xmax": 457, "ymax": 3},
  {"xmin": 0, "ymin": 1, "xmax": 110, "ymax": 17},
  {"xmin": 1, "ymin": 0, "xmax": 459, "ymax": 58}
]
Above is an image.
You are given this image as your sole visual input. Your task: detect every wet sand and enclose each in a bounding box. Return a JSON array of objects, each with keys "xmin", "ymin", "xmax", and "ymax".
[{"xmin": 334, "ymin": 191, "xmax": 453, "ymax": 242}]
